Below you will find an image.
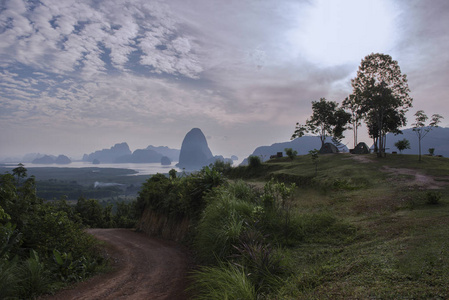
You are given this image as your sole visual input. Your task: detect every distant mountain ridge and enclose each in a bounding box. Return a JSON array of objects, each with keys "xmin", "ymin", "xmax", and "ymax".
[
  {"xmin": 83, "ymin": 142, "xmax": 132, "ymax": 163},
  {"xmin": 32, "ymin": 155, "xmax": 71, "ymax": 164},
  {"xmin": 241, "ymin": 136, "xmax": 349, "ymax": 165},
  {"xmin": 384, "ymin": 127, "xmax": 449, "ymax": 157},
  {"xmin": 82, "ymin": 142, "xmax": 180, "ymax": 164}
]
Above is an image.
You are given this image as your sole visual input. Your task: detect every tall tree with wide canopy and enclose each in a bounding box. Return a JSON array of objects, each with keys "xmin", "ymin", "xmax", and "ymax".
[
  {"xmin": 291, "ymin": 98, "xmax": 351, "ymax": 148},
  {"xmin": 350, "ymin": 53, "xmax": 413, "ymax": 157}
]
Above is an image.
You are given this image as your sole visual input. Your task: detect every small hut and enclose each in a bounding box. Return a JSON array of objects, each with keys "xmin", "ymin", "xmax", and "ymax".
[
  {"xmin": 319, "ymin": 143, "xmax": 339, "ymax": 154},
  {"xmin": 350, "ymin": 142, "xmax": 370, "ymax": 154}
]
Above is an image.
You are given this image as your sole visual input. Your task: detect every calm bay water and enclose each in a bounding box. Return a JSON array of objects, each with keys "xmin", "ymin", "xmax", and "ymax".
[{"xmin": 3, "ymin": 161, "xmax": 183, "ymax": 176}]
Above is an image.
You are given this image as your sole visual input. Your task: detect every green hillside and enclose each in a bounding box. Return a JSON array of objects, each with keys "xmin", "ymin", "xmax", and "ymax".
[{"xmin": 220, "ymin": 153, "xmax": 449, "ymax": 298}]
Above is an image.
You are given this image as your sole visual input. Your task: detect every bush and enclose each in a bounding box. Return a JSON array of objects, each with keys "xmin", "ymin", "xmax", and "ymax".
[
  {"xmin": 426, "ymin": 191, "xmax": 442, "ymax": 205},
  {"xmin": 285, "ymin": 148, "xmax": 298, "ymax": 160},
  {"xmin": 248, "ymin": 156, "xmax": 262, "ymax": 168},
  {"xmin": 0, "ymin": 170, "xmax": 105, "ymax": 298},
  {"xmin": 194, "ymin": 189, "xmax": 255, "ymax": 263}
]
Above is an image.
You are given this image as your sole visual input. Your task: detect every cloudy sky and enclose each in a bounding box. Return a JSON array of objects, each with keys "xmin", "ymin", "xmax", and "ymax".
[{"xmin": 1, "ymin": 0, "xmax": 448, "ymax": 160}]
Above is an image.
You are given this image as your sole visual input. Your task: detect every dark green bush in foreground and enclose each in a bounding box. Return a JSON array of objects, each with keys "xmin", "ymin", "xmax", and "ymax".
[{"xmin": 0, "ymin": 171, "xmax": 105, "ymax": 298}]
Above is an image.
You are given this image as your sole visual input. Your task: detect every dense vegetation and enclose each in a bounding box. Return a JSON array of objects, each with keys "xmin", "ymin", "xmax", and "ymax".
[
  {"xmin": 138, "ymin": 154, "xmax": 449, "ymax": 299},
  {"xmin": 0, "ymin": 166, "xmax": 137, "ymax": 298}
]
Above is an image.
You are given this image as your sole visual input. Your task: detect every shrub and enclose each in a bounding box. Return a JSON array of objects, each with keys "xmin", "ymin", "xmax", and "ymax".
[
  {"xmin": 232, "ymin": 241, "xmax": 284, "ymax": 294},
  {"xmin": 285, "ymin": 148, "xmax": 298, "ymax": 160},
  {"xmin": 194, "ymin": 190, "xmax": 255, "ymax": 263},
  {"xmin": 17, "ymin": 250, "xmax": 51, "ymax": 299},
  {"xmin": 248, "ymin": 155, "xmax": 262, "ymax": 168},
  {"xmin": 0, "ymin": 259, "xmax": 19, "ymax": 298},
  {"xmin": 426, "ymin": 191, "xmax": 441, "ymax": 205},
  {"xmin": 394, "ymin": 138, "xmax": 411, "ymax": 154},
  {"xmin": 190, "ymin": 263, "xmax": 256, "ymax": 300}
]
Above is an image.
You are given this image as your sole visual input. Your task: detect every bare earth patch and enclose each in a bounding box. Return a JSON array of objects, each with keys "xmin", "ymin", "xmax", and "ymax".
[
  {"xmin": 381, "ymin": 166, "xmax": 446, "ymax": 189},
  {"xmin": 42, "ymin": 228, "xmax": 192, "ymax": 300},
  {"xmin": 348, "ymin": 154, "xmax": 373, "ymax": 163}
]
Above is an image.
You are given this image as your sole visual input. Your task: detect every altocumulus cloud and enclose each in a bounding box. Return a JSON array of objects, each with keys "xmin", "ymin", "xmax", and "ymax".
[{"xmin": 0, "ymin": 0, "xmax": 203, "ymax": 78}]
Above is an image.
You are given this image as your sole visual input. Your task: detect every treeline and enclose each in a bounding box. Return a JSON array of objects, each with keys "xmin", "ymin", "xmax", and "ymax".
[
  {"xmin": 0, "ymin": 165, "xmax": 137, "ymax": 298},
  {"xmin": 35, "ymin": 179, "xmax": 140, "ymax": 200},
  {"xmin": 136, "ymin": 161, "xmax": 356, "ymax": 299}
]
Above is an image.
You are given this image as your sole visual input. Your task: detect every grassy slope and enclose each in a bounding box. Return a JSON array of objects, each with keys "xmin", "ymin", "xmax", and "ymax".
[{"xmin": 233, "ymin": 153, "xmax": 449, "ymax": 298}]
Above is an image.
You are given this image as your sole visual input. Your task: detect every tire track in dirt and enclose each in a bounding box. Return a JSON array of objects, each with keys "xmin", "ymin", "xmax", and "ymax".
[{"xmin": 42, "ymin": 228, "xmax": 191, "ymax": 300}]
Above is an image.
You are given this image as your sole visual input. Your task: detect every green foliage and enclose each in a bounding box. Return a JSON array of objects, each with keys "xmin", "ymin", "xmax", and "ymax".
[
  {"xmin": 169, "ymin": 168, "xmax": 177, "ymax": 179},
  {"xmin": 292, "ymin": 98, "xmax": 351, "ymax": 147},
  {"xmin": 412, "ymin": 110, "xmax": 443, "ymax": 161},
  {"xmin": 52, "ymin": 249, "xmax": 98, "ymax": 282},
  {"xmin": 248, "ymin": 155, "xmax": 262, "ymax": 168},
  {"xmin": 194, "ymin": 190, "xmax": 252, "ymax": 263},
  {"xmin": 0, "ymin": 166, "xmax": 105, "ymax": 298},
  {"xmin": 136, "ymin": 165, "xmax": 226, "ymax": 224},
  {"xmin": 75, "ymin": 197, "xmax": 105, "ymax": 228},
  {"xmin": 17, "ymin": 250, "xmax": 52, "ymax": 299},
  {"xmin": 190, "ymin": 263, "xmax": 256, "ymax": 300},
  {"xmin": 394, "ymin": 138, "xmax": 411, "ymax": 154},
  {"xmin": 0, "ymin": 259, "xmax": 19, "ymax": 299},
  {"xmin": 232, "ymin": 241, "xmax": 284, "ymax": 294},
  {"xmin": 309, "ymin": 149, "xmax": 319, "ymax": 174},
  {"xmin": 209, "ymin": 159, "xmax": 233, "ymax": 174},
  {"xmin": 428, "ymin": 148, "xmax": 435, "ymax": 156},
  {"xmin": 285, "ymin": 148, "xmax": 298, "ymax": 160},
  {"xmin": 425, "ymin": 191, "xmax": 441, "ymax": 205},
  {"xmin": 350, "ymin": 53, "xmax": 413, "ymax": 157}
]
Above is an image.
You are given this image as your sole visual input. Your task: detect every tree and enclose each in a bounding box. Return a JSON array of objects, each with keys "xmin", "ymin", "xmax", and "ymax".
[
  {"xmin": 350, "ymin": 53, "xmax": 413, "ymax": 157},
  {"xmin": 284, "ymin": 148, "xmax": 297, "ymax": 160},
  {"xmin": 412, "ymin": 110, "xmax": 443, "ymax": 161},
  {"xmin": 394, "ymin": 138, "xmax": 411, "ymax": 154},
  {"xmin": 292, "ymin": 98, "xmax": 351, "ymax": 148},
  {"xmin": 342, "ymin": 94, "xmax": 363, "ymax": 148},
  {"xmin": 309, "ymin": 149, "xmax": 319, "ymax": 175},
  {"xmin": 12, "ymin": 163, "xmax": 27, "ymax": 185}
]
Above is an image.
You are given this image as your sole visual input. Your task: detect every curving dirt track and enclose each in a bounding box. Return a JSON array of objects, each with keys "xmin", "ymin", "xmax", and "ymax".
[{"xmin": 43, "ymin": 228, "xmax": 192, "ymax": 300}]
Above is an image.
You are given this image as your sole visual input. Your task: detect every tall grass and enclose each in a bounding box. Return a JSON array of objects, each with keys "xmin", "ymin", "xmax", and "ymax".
[
  {"xmin": 190, "ymin": 263, "xmax": 256, "ymax": 300},
  {"xmin": 194, "ymin": 189, "xmax": 255, "ymax": 264},
  {"xmin": 0, "ymin": 260, "xmax": 19, "ymax": 299},
  {"xmin": 18, "ymin": 254, "xmax": 52, "ymax": 299}
]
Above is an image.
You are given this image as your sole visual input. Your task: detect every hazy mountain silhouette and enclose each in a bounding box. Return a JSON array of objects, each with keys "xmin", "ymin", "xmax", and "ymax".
[
  {"xmin": 55, "ymin": 155, "xmax": 71, "ymax": 164},
  {"xmin": 241, "ymin": 136, "xmax": 348, "ymax": 165},
  {"xmin": 115, "ymin": 149, "xmax": 163, "ymax": 163},
  {"xmin": 161, "ymin": 156, "xmax": 171, "ymax": 165},
  {"xmin": 32, "ymin": 155, "xmax": 57, "ymax": 164},
  {"xmin": 83, "ymin": 142, "xmax": 132, "ymax": 163},
  {"xmin": 176, "ymin": 128, "xmax": 213, "ymax": 170},
  {"xmin": 146, "ymin": 146, "xmax": 180, "ymax": 162},
  {"xmin": 385, "ymin": 127, "xmax": 449, "ymax": 157}
]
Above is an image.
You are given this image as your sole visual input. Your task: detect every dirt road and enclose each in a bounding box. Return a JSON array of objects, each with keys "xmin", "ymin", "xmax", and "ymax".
[{"xmin": 44, "ymin": 228, "xmax": 192, "ymax": 300}]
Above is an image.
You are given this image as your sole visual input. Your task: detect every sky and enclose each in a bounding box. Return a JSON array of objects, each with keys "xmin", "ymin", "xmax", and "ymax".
[{"xmin": 1, "ymin": 0, "xmax": 448, "ymax": 161}]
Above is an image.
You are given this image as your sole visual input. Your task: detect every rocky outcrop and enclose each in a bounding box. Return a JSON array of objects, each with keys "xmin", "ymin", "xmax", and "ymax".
[
  {"xmin": 176, "ymin": 128, "xmax": 213, "ymax": 170},
  {"xmin": 161, "ymin": 156, "xmax": 171, "ymax": 165},
  {"xmin": 146, "ymin": 146, "xmax": 180, "ymax": 162},
  {"xmin": 116, "ymin": 149, "xmax": 163, "ymax": 163},
  {"xmin": 83, "ymin": 142, "xmax": 131, "ymax": 163},
  {"xmin": 55, "ymin": 155, "xmax": 71, "ymax": 164},
  {"xmin": 32, "ymin": 155, "xmax": 56, "ymax": 164}
]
